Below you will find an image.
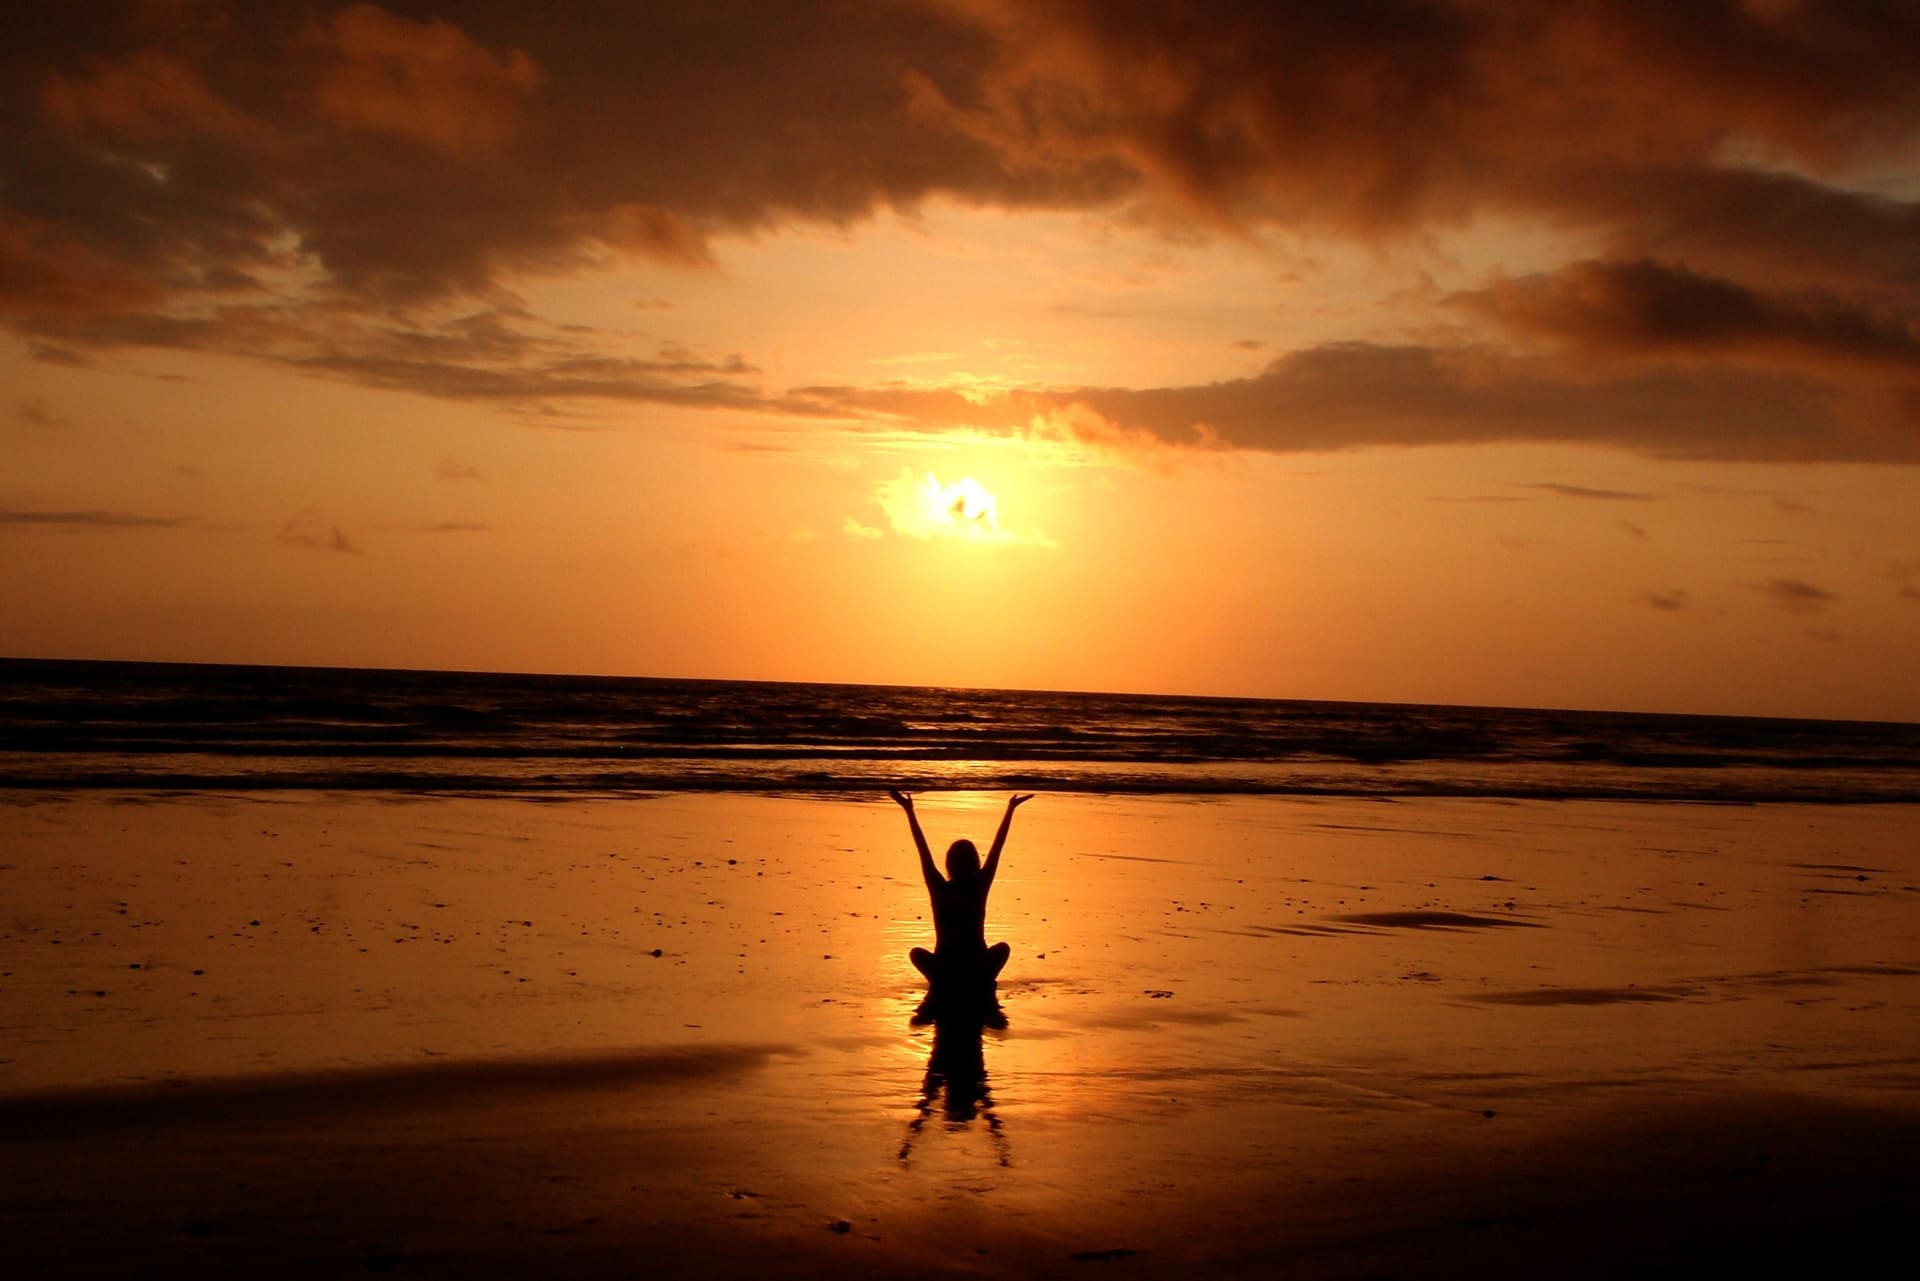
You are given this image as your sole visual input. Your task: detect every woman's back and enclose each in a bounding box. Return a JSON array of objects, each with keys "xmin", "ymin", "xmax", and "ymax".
[{"xmin": 929, "ymin": 873, "xmax": 989, "ymax": 955}]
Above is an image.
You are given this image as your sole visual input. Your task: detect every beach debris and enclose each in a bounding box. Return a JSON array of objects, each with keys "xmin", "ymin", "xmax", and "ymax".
[
  {"xmin": 1145, "ymin": 989, "xmax": 1173, "ymax": 999},
  {"xmin": 650, "ymin": 948, "xmax": 663, "ymax": 957},
  {"xmin": 827, "ymin": 1219, "xmax": 852, "ymax": 1233},
  {"xmin": 1070, "ymin": 1248, "xmax": 1141, "ymax": 1262}
]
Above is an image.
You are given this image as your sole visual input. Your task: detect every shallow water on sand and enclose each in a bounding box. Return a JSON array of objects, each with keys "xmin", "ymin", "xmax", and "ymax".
[{"xmin": 3, "ymin": 792, "xmax": 1917, "ymax": 1274}]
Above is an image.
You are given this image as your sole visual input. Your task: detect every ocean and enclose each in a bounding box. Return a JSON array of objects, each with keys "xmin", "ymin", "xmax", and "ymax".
[{"xmin": 4, "ymin": 658, "xmax": 1917, "ymax": 802}]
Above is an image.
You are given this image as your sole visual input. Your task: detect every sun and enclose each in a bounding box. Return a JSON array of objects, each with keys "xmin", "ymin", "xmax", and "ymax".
[
  {"xmin": 931, "ymin": 476, "xmax": 999, "ymax": 533},
  {"xmin": 862, "ymin": 463, "xmax": 1054, "ymax": 548},
  {"xmin": 872, "ymin": 470, "xmax": 1008, "ymax": 541}
]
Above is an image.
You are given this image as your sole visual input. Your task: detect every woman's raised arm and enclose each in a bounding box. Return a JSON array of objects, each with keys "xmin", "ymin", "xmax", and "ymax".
[
  {"xmin": 890, "ymin": 789, "xmax": 939, "ymax": 889},
  {"xmin": 982, "ymin": 793, "xmax": 1033, "ymax": 888}
]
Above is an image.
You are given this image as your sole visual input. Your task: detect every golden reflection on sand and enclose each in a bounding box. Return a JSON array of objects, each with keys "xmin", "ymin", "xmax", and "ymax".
[{"xmin": 2, "ymin": 791, "xmax": 1917, "ymax": 1273}]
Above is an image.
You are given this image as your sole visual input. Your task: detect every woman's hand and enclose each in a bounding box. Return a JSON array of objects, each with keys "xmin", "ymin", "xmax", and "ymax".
[
  {"xmin": 889, "ymin": 788, "xmax": 915, "ymax": 810},
  {"xmin": 1008, "ymin": 793, "xmax": 1034, "ymax": 810}
]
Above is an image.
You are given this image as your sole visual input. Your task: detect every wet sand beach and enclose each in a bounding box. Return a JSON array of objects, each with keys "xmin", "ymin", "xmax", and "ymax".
[{"xmin": 3, "ymin": 791, "xmax": 1917, "ymax": 1276}]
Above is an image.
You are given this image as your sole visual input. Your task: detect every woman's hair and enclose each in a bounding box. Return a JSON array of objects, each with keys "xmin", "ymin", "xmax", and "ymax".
[{"xmin": 945, "ymin": 838, "xmax": 981, "ymax": 880}]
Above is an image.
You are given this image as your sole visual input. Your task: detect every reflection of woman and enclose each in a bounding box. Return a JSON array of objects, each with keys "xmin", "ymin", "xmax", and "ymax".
[
  {"xmin": 898, "ymin": 1005, "xmax": 1011, "ymax": 1167},
  {"xmin": 889, "ymin": 790, "xmax": 1031, "ymax": 991}
]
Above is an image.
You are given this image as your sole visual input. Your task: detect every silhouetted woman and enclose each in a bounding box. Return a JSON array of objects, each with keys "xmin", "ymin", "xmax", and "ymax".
[{"xmin": 890, "ymin": 790, "xmax": 1031, "ymax": 995}]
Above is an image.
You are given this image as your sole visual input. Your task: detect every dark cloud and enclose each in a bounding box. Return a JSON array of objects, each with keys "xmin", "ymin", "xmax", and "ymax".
[
  {"xmin": 290, "ymin": 348, "xmax": 759, "ymax": 406},
  {"xmin": 0, "ymin": 1, "xmax": 1058, "ymax": 310},
  {"xmin": 795, "ymin": 342, "xmax": 1895, "ymax": 462},
  {"xmin": 948, "ymin": 3, "xmax": 1920, "ymax": 273},
  {"xmin": 1460, "ymin": 259, "xmax": 1920, "ymax": 369},
  {"xmin": 0, "ymin": 506, "xmax": 189, "ymax": 528},
  {"xmin": 1637, "ymin": 589, "xmax": 1691, "ymax": 612},
  {"xmin": 1751, "ymin": 577, "xmax": 1836, "ymax": 614},
  {"xmin": 20, "ymin": 297, "xmax": 765, "ymax": 412},
  {"xmin": 280, "ymin": 511, "xmax": 360, "ymax": 554},
  {"xmin": 5, "ymin": 2, "xmax": 1920, "ymax": 461},
  {"xmin": 7, "ymin": 2, "xmax": 1915, "ymax": 300}
]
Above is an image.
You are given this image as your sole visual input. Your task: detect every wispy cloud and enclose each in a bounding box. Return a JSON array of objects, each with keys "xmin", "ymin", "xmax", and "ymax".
[
  {"xmin": 1519, "ymin": 483, "xmax": 1659, "ymax": 502},
  {"xmin": 0, "ymin": 507, "xmax": 190, "ymax": 528},
  {"xmin": 1750, "ymin": 577, "xmax": 1836, "ymax": 614},
  {"xmin": 1888, "ymin": 559, "xmax": 1920, "ymax": 602},
  {"xmin": 280, "ymin": 511, "xmax": 360, "ymax": 554},
  {"xmin": 25, "ymin": 344, "xmax": 91, "ymax": 367},
  {"xmin": 14, "ymin": 398, "xmax": 65, "ymax": 428},
  {"xmin": 1636, "ymin": 589, "xmax": 1692, "ymax": 612},
  {"xmin": 435, "ymin": 458, "xmax": 485, "ymax": 482}
]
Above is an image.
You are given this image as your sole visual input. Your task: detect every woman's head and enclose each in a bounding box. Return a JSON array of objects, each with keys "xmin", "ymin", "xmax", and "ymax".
[{"xmin": 945, "ymin": 838, "xmax": 981, "ymax": 881}]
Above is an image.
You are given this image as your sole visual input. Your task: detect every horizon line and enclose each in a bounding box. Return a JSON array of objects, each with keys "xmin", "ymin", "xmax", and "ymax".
[{"xmin": 4, "ymin": 652, "xmax": 1914, "ymax": 731}]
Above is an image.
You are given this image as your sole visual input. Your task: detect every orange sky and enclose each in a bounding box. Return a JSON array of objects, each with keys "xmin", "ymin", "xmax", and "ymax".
[{"xmin": 4, "ymin": 2, "xmax": 1919, "ymax": 720}]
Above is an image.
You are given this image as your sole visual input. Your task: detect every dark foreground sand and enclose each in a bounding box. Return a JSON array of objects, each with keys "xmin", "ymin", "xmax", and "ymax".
[{"xmin": 3, "ymin": 792, "xmax": 1916, "ymax": 1276}]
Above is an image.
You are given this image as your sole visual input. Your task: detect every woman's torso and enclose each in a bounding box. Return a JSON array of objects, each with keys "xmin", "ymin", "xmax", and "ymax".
[{"xmin": 930, "ymin": 877, "xmax": 988, "ymax": 954}]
